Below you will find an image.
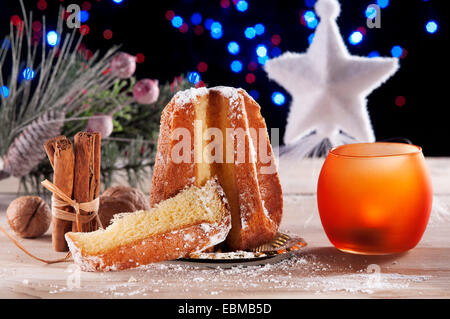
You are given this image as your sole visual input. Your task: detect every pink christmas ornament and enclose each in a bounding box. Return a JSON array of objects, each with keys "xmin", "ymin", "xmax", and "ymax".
[
  {"xmin": 110, "ymin": 52, "xmax": 136, "ymax": 79},
  {"xmin": 133, "ymin": 79, "xmax": 159, "ymax": 104},
  {"xmin": 86, "ymin": 114, "xmax": 114, "ymax": 138}
]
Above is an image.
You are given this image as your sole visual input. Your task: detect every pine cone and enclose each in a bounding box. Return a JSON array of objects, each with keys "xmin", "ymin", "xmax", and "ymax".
[{"xmin": 2, "ymin": 111, "xmax": 65, "ymax": 178}]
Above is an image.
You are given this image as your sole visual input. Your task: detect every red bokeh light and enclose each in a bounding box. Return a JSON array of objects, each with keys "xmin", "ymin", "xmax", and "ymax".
[
  {"xmin": 136, "ymin": 53, "xmax": 145, "ymax": 64},
  {"xmin": 37, "ymin": 0, "xmax": 47, "ymax": 11},
  {"xmin": 248, "ymin": 61, "xmax": 258, "ymax": 71},
  {"xmin": 400, "ymin": 48, "xmax": 408, "ymax": 59},
  {"xmin": 62, "ymin": 10, "xmax": 70, "ymax": 20},
  {"xmin": 245, "ymin": 73, "xmax": 256, "ymax": 84},
  {"xmin": 37, "ymin": 0, "xmax": 47, "ymax": 10},
  {"xmin": 195, "ymin": 80, "xmax": 206, "ymax": 88},
  {"xmin": 356, "ymin": 26, "xmax": 367, "ymax": 36},
  {"xmin": 32, "ymin": 20, "xmax": 42, "ymax": 31},
  {"xmin": 179, "ymin": 23, "xmax": 189, "ymax": 33},
  {"xmin": 197, "ymin": 62, "xmax": 208, "ymax": 72},
  {"xmin": 165, "ymin": 10, "xmax": 175, "ymax": 21},
  {"xmin": 220, "ymin": 0, "xmax": 230, "ymax": 8},
  {"xmin": 194, "ymin": 25, "xmax": 204, "ymax": 35},
  {"xmin": 103, "ymin": 29, "xmax": 113, "ymax": 40},
  {"xmin": 271, "ymin": 34, "xmax": 281, "ymax": 46},
  {"xmin": 85, "ymin": 49, "xmax": 93, "ymax": 60},
  {"xmin": 82, "ymin": 1, "xmax": 92, "ymax": 11},
  {"xmin": 299, "ymin": 10, "xmax": 306, "ymax": 26},
  {"xmin": 16, "ymin": 22, "xmax": 24, "ymax": 36},
  {"xmin": 11, "ymin": 15, "xmax": 22, "ymax": 27},
  {"xmin": 395, "ymin": 96, "xmax": 406, "ymax": 107},
  {"xmin": 80, "ymin": 24, "xmax": 90, "ymax": 35}
]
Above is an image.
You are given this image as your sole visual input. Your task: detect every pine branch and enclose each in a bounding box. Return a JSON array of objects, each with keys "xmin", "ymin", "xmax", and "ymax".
[{"xmin": 0, "ymin": 0, "xmax": 119, "ymax": 156}]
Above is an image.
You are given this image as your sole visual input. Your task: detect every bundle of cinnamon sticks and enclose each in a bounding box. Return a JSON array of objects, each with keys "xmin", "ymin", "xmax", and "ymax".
[{"xmin": 44, "ymin": 132, "xmax": 102, "ymax": 252}]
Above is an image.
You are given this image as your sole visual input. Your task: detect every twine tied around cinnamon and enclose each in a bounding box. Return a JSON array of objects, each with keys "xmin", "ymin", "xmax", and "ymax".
[
  {"xmin": 41, "ymin": 179, "xmax": 103, "ymax": 232},
  {"xmin": 0, "ymin": 180, "xmax": 103, "ymax": 265}
]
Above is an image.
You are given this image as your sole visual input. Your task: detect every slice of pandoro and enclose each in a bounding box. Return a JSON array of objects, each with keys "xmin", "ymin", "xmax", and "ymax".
[{"xmin": 66, "ymin": 179, "xmax": 231, "ymax": 271}]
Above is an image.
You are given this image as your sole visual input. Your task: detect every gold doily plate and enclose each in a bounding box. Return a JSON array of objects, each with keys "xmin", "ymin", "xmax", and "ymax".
[{"xmin": 175, "ymin": 232, "xmax": 307, "ymax": 268}]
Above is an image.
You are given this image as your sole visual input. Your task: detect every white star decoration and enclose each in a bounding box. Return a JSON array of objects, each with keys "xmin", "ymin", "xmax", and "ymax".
[{"xmin": 265, "ymin": 0, "xmax": 399, "ymax": 155}]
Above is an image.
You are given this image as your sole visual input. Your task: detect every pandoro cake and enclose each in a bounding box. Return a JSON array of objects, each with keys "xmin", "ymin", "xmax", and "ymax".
[{"xmin": 150, "ymin": 86, "xmax": 283, "ymax": 250}]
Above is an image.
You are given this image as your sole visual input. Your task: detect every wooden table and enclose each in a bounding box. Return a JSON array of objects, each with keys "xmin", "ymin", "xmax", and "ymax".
[{"xmin": 1, "ymin": 158, "xmax": 449, "ymax": 299}]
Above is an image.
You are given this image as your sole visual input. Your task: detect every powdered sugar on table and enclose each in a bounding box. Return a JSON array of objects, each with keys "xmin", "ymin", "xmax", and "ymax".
[{"xmin": 33, "ymin": 252, "xmax": 430, "ymax": 297}]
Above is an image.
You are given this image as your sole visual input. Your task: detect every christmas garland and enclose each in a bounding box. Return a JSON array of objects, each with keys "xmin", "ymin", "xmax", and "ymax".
[{"xmin": 0, "ymin": 1, "xmax": 194, "ymax": 194}]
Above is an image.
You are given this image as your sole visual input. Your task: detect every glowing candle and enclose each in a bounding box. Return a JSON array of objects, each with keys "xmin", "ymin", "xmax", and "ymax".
[{"xmin": 317, "ymin": 142, "xmax": 432, "ymax": 255}]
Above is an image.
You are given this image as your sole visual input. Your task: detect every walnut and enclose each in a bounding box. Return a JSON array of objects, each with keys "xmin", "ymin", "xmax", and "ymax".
[
  {"xmin": 6, "ymin": 196, "xmax": 51, "ymax": 238},
  {"xmin": 102, "ymin": 186, "xmax": 149, "ymax": 211},
  {"xmin": 98, "ymin": 196, "xmax": 136, "ymax": 227}
]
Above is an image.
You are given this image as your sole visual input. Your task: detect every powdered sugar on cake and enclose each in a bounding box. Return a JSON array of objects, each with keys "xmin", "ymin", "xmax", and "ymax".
[
  {"xmin": 213, "ymin": 86, "xmax": 240, "ymax": 107},
  {"xmin": 261, "ymin": 200, "xmax": 270, "ymax": 219},
  {"xmin": 174, "ymin": 87, "xmax": 208, "ymax": 105}
]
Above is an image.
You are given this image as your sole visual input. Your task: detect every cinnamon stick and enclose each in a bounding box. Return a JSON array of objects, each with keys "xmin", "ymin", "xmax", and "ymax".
[
  {"xmin": 73, "ymin": 132, "xmax": 102, "ymax": 232},
  {"xmin": 93, "ymin": 133, "xmax": 103, "ymax": 229},
  {"xmin": 44, "ymin": 136, "xmax": 75, "ymax": 252}
]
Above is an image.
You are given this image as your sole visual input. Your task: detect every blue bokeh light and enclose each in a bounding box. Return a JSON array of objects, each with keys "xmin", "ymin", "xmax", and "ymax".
[
  {"xmin": 271, "ymin": 47, "xmax": 282, "ymax": 57},
  {"xmin": 46, "ymin": 31, "xmax": 59, "ymax": 46},
  {"xmin": 210, "ymin": 21, "xmax": 223, "ymax": 39},
  {"xmin": 79, "ymin": 10, "xmax": 89, "ymax": 23},
  {"xmin": 365, "ymin": 6, "xmax": 377, "ymax": 19},
  {"xmin": 272, "ymin": 92, "xmax": 286, "ymax": 106},
  {"xmin": 425, "ymin": 20, "xmax": 438, "ymax": 34},
  {"xmin": 188, "ymin": 71, "xmax": 201, "ymax": 84},
  {"xmin": 171, "ymin": 16, "xmax": 183, "ymax": 28},
  {"xmin": 304, "ymin": 0, "xmax": 316, "ymax": 7},
  {"xmin": 211, "ymin": 30, "xmax": 223, "ymax": 39},
  {"xmin": 308, "ymin": 33, "xmax": 315, "ymax": 44},
  {"xmin": 254, "ymin": 23, "xmax": 265, "ymax": 35},
  {"xmin": 1, "ymin": 38, "xmax": 10, "ymax": 50},
  {"xmin": 244, "ymin": 27, "xmax": 256, "ymax": 39},
  {"xmin": 211, "ymin": 22, "xmax": 222, "ymax": 33},
  {"xmin": 1, "ymin": 85, "xmax": 9, "ymax": 98},
  {"xmin": 236, "ymin": 0, "xmax": 248, "ymax": 12},
  {"xmin": 112, "ymin": 0, "xmax": 124, "ymax": 3},
  {"xmin": 191, "ymin": 13, "xmax": 202, "ymax": 25},
  {"xmin": 368, "ymin": 51, "xmax": 380, "ymax": 58},
  {"xmin": 304, "ymin": 11, "xmax": 318, "ymax": 29},
  {"xmin": 249, "ymin": 89, "xmax": 260, "ymax": 100},
  {"xmin": 349, "ymin": 31, "xmax": 363, "ymax": 45},
  {"xmin": 204, "ymin": 18, "xmax": 214, "ymax": 30},
  {"xmin": 257, "ymin": 55, "xmax": 269, "ymax": 65},
  {"xmin": 22, "ymin": 67, "xmax": 35, "ymax": 81},
  {"xmin": 256, "ymin": 44, "xmax": 267, "ymax": 57},
  {"xmin": 227, "ymin": 41, "xmax": 240, "ymax": 55},
  {"xmin": 391, "ymin": 45, "xmax": 403, "ymax": 58},
  {"xmin": 230, "ymin": 60, "xmax": 243, "ymax": 73},
  {"xmin": 377, "ymin": 0, "xmax": 389, "ymax": 8}
]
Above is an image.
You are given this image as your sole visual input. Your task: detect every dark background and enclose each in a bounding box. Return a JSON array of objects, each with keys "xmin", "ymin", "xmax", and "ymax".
[{"xmin": 2, "ymin": 0, "xmax": 448, "ymax": 156}]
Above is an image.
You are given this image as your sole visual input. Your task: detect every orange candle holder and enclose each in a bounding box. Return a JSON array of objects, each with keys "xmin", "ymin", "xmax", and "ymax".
[{"xmin": 317, "ymin": 142, "xmax": 432, "ymax": 255}]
